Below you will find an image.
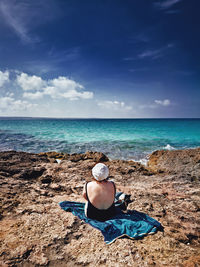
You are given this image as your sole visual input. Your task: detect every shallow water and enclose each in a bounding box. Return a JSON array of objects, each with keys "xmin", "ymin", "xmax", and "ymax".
[{"xmin": 0, "ymin": 118, "xmax": 200, "ymax": 161}]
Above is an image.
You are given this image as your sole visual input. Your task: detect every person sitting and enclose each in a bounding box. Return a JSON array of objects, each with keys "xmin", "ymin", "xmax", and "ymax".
[{"xmin": 82, "ymin": 163, "xmax": 116, "ymax": 222}]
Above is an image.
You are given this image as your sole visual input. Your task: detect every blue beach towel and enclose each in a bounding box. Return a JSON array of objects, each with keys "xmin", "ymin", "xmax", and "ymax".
[{"xmin": 59, "ymin": 199, "xmax": 163, "ymax": 244}]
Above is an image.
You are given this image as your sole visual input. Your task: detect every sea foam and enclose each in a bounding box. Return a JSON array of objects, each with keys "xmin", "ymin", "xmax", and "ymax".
[{"xmin": 163, "ymin": 144, "xmax": 175, "ymax": 150}]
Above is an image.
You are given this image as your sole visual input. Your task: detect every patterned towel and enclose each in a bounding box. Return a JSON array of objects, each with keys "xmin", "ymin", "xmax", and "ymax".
[{"xmin": 59, "ymin": 200, "xmax": 163, "ymax": 244}]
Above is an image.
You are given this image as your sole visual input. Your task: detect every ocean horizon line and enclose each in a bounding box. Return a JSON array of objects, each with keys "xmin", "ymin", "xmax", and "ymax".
[{"xmin": 0, "ymin": 116, "xmax": 200, "ymax": 120}]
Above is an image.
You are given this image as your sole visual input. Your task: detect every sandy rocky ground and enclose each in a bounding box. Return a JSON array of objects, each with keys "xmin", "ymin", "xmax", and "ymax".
[{"xmin": 0, "ymin": 148, "xmax": 200, "ymax": 267}]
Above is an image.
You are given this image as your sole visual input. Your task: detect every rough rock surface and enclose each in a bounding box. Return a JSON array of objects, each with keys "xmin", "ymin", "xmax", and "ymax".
[
  {"xmin": 0, "ymin": 148, "xmax": 200, "ymax": 266},
  {"xmin": 148, "ymin": 148, "xmax": 200, "ymax": 177},
  {"xmin": 39, "ymin": 151, "xmax": 109, "ymax": 163}
]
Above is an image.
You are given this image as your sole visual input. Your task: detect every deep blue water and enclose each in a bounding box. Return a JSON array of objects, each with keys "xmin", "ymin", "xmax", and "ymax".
[{"xmin": 0, "ymin": 118, "xmax": 200, "ymax": 162}]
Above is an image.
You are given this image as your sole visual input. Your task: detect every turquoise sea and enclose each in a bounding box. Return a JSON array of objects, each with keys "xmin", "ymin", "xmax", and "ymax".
[{"xmin": 0, "ymin": 118, "xmax": 200, "ymax": 162}]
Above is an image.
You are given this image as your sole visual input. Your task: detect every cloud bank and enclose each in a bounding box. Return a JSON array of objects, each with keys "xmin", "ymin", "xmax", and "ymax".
[
  {"xmin": 139, "ymin": 99, "xmax": 171, "ymax": 109},
  {"xmin": 0, "ymin": 69, "xmax": 172, "ymax": 117},
  {"xmin": 0, "ymin": 94, "xmax": 36, "ymax": 112},
  {"xmin": 155, "ymin": 99, "xmax": 171, "ymax": 106},
  {"xmin": 98, "ymin": 100, "xmax": 132, "ymax": 111},
  {"xmin": 0, "ymin": 70, "xmax": 9, "ymax": 87},
  {"xmin": 0, "ymin": 70, "xmax": 94, "ymax": 115},
  {"xmin": 16, "ymin": 72, "xmax": 93, "ymax": 101},
  {"xmin": 154, "ymin": 0, "xmax": 182, "ymax": 10}
]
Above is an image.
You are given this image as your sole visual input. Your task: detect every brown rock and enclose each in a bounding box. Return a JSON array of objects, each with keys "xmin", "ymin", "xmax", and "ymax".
[
  {"xmin": 182, "ymin": 255, "xmax": 200, "ymax": 267},
  {"xmin": 0, "ymin": 149, "xmax": 200, "ymax": 267},
  {"xmin": 148, "ymin": 147, "xmax": 200, "ymax": 176},
  {"xmin": 18, "ymin": 167, "xmax": 46, "ymax": 180},
  {"xmin": 49, "ymin": 183, "xmax": 61, "ymax": 190},
  {"xmin": 39, "ymin": 151, "xmax": 65, "ymax": 159},
  {"xmin": 84, "ymin": 151, "xmax": 109, "ymax": 162},
  {"xmin": 69, "ymin": 153, "xmax": 85, "ymax": 162},
  {"xmin": 40, "ymin": 150, "xmax": 109, "ymax": 162},
  {"xmin": 29, "ymin": 248, "xmax": 49, "ymax": 266}
]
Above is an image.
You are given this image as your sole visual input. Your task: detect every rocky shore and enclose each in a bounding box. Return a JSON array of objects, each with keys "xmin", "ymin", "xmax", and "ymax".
[{"xmin": 0, "ymin": 148, "xmax": 200, "ymax": 266}]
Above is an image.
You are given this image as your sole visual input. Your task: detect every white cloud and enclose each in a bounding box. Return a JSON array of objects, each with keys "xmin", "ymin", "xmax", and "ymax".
[
  {"xmin": 61, "ymin": 90, "xmax": 93, "ymax": 100},
  {"xmin": 139, "ymin": 99, "xmax": 171, "ymax": 109},
  {"xmin": 50, "ymin": 76, "xmax": 83, "ymax": 90},
  {"xmin": 0, "ymin": 70, "xmax": 9, "ymax": 87},
  {"xmin": 0, "ymin": 0, "xmax": 57, "ymax": 43},
  {"xmin": 138, "ymin": 44, "xmax": 174, "ymax": 60},
  {"xmin": 0, "ymin": 96, "xmax": 36, "ymax": 111},
  {"xmin": 138, "ymin": 49, "xmax": 162, "ymax": 59},
  {"xmin": 0, "ymin": 69, "xmax": 136, "ymax": 117},
  {"xmin": 17, "ymin": 72, "xmax": 93, "ymax": 101},
  {"xmin": 45, "ymin": 76, "xmax": 93, "ymax": 100},
  {"xmin": 0, "ymin": 0, "xmax": 31, "ymax": 43},
  {"xmin": 155, "ymin": 99, "xmax": 171, "ymax": 106},
  {"xmin": 23, "ymin": 91, "xmax": 44, "ymax": 100},
  {"xmin": 16, "ymin": 73, "xmax": 44, "ymax": 91},
  {"xmin": 154, "ymin": 0, "xmax": 182, "ymax": 10},
  {"xmin": 98, "ymin": 100, "xmax": 132, "ymax": 111}
]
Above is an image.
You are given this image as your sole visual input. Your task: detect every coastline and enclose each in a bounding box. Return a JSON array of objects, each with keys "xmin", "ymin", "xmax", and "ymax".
[
  {"xmin": 1, "ymin": 118, "xmax": 200, "ymax": 161},
  {"xmin": 0, "ymin": 148, "xmax": 200, "ymax": 266}
]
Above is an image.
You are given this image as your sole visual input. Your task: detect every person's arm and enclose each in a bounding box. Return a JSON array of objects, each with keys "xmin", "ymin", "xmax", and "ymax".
[{"xmin": 82, "ymin": 183, "xmax": 87, "ymax": 200}]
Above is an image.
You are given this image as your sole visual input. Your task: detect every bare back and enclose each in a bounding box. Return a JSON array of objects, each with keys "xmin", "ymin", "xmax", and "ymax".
[{"xmin": 86, "ymin": 180, "xmax": 115, "ymax": 210}]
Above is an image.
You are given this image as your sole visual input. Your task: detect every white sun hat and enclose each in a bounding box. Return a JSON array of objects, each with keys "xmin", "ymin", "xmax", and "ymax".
[{"xmin": 92, "ymin": 163, "xmax": 109, "ymax": 181}]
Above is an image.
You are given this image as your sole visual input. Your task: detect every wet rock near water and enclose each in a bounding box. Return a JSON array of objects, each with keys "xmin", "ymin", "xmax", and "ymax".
[
  {"xmin": 0, "ymin": 148, "xmax": 200, "ymax": 266},
  {"xmin": 39, "ymin": 151, "xmax": 109, "ymax": 162},
  {"xmin": 148, "ymin": 147, "xmax": 200, "ymax": 177}
]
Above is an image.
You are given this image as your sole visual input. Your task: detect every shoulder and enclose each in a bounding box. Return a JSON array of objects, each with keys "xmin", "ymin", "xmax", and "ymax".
[
  {"xmin": 103, "ymin": 180, "xmax": 116, "ymax": 189},
  {"xmin": 107, "ymin": 180, "xmax": 115, "ymax": 186},
  {"xmin": 87, "ymin": 181, "xmax": 96, "ymax": 189}
]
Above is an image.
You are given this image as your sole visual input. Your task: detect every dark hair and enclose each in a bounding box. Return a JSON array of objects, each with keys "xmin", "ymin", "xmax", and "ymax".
[{"xmin": 92, "ymin": 177, "xmax": 109, "ymax": 184}]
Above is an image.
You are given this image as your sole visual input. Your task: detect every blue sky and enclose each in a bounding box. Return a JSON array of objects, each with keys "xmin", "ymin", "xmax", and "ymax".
[{"xmin": 0, "ymin": 0, "xmax": 199, "ymax": 118}]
